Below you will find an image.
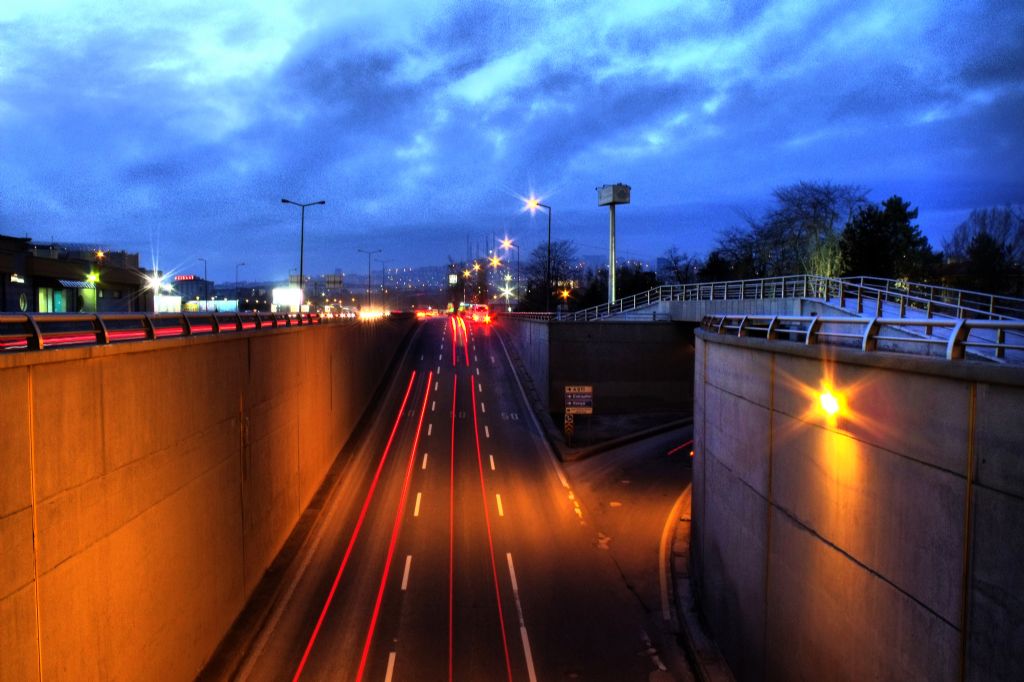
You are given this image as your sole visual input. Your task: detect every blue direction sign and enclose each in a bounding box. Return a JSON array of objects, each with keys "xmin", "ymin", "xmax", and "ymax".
[{"xmin": 564, "ymin": 384, "xmax": 593, "ymax": 415}]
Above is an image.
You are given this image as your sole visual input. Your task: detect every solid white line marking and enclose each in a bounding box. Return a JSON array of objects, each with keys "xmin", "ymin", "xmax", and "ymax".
[
  {"xmin": 484, "ymin": 425, "xmax": 490, "ymax": 439},
  {"xmin": 506, "ymin": 553, "xmax": 538, "ymax": 682},
  {"xmin": 401, "ymin": 555, "xmax": 412, "ymax": 591},
  {"xmin": 489, "ymin": 454, "xmax": 495, "ymax": 471},
  {"xmin": 427, "ymin": 423, "xmax": 433, "ymax": 436},
  {"xmin": 385, "ymin": 651, "xmax": 397, "ymax": 682},
  {"xmin": 421, "ymin": 452, "xmax": 428, "ymax": 470},
  {"xmin": 480, "ymin": 402, "xmax": 486, "ymax": 413},
  {"xmin": 432, "ymin": 400, "xmax": 436, "ymax": 412},
  {"xmin": 414, "ymin": 492, "xmax": 422, "ymax": 517},
  {"xmin": 496, "ymin": 494, "xmax": 504, "ymax": 517}
]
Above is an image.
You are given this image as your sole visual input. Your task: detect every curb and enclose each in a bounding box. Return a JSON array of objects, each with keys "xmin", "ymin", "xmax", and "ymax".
[{"xmin": 669, "ymin": 491, "xmax": 735, "ymax": 682}]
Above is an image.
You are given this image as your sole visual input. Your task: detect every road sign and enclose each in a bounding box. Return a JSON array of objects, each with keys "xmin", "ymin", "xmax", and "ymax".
[{"xmin": 564, "ymin": 384, "xmax": 593, "ymax": 415}]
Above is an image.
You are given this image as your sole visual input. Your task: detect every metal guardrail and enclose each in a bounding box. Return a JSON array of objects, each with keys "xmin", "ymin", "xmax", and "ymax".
[
  {"xmin": 700, "ymin": 314, "xmax": 1024, "ymax": 362},
  {"xmin": 0, "ymin": 311, "xmax": 326, "ymax": 352},
  {"xmin": 554, "ymin": 274, "xmax": 1024, "ymax": 324}
]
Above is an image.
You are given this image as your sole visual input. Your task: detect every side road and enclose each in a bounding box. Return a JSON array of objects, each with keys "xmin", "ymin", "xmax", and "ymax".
[{"xmin": 498, "ymin": 328, "xmax": 734, "ymax": 682}]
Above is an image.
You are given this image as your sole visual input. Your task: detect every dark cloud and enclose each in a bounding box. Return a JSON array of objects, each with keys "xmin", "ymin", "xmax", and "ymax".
[{"xmin": 0, "ymin": 0, "xmax": 1022, "ymax": 282}]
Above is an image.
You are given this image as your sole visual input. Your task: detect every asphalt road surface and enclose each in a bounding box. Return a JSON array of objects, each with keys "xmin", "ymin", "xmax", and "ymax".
[{"xmin": 229, "ymin": 316, "xmax": 689, "ymax": 681}]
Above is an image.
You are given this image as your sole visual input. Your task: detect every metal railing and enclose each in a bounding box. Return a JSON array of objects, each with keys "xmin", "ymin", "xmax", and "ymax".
[
  {"xmin": 552, "ymin": 274, "xmax": 1024, "ymax": 324},
  {"xmin": 498, "ymin": 312, "xmax": 556, "ymax": 322},
  {"xmin": 835, "ymin": 276, "xmax": 1024, "ymax": 321},
  {"xmin": 558, "ymin": 275, "xmax": 825, "ymax": 321},
  {"xmin": 700, "ymin": 314, "xmax": 1024, "ymax": 362},
  {"xmin": 0, "ymin": 311, "xmax": 326, "ymax": 352}
]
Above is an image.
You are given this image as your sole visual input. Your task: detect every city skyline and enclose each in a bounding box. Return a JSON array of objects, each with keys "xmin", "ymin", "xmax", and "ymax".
[{"xmin": 1, "ymin": 0, "xmax": 1022, "ymax": 282}]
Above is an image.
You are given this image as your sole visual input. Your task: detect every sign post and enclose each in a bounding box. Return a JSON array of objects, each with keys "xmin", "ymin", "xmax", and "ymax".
[{"xmin": 564, "ymin": 384, "xmax": 593, "ymax": 445}]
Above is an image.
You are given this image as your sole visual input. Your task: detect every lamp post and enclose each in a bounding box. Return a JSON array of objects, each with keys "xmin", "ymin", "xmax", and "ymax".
[
  {"xmin": 500, "ymin": 237, "xmax": 520, "ymax": 306},
  {"xmin": 376, "ymin": 257, "xmax": 393, "ymax": 311},
  {"xmin": 596, "ymin": 184, "xmax": 631, "ymax": 306},
  {"xmin": 235, "ymin": 261, "xmax": 245, "ymax": 306},
  {"xmin": 358, "ymin": 249, "xmax": 381, "ymax": 309},
  {"xmin": 281, "ymin": 198, "xmax": 325, "ymax": 310},
  {"xmin": 525, "ymin": 198, "xmax": 552, "ymax": 311},
  {"xmin": 198, "ymin": 257, "xmax": 208, "ymax": 311}
]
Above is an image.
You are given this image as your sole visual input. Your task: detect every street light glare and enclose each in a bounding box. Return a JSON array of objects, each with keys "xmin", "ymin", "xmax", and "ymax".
[{"xmin": 500, "ymin": 238, "xmax": 513, "ymax": 250}]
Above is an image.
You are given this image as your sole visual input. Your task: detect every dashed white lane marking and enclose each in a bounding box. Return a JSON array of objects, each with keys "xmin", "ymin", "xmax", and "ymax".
[
  {"xmin": 401, "ymin": 555, "xmax": 412, "ymax": 591},
  {"xmin": 438, "ymin": 353, "xmax": 443, "ymax": 361},
  {"xmin": 484, "ymin": 425, "xmax": 490, "ymax": 439},
  {"xmin": 480, "ymin": 402, "xmax": 486, "ymax": 413},
  {"xmin": 436, "ymin": 365, "xmax": 441, "ymax": 375},
  {"xmin": 421, "ymin": 453, "xmax": 428, "ymax": 470},
  {"xmin": 385, "ymin": 651, "xmax": 397, "ymax": 682},
  {"xmin": 420, "ymin": 354, "xmax": 424, "ymax": 361},
  {"xmin": 427, "ymin": 423, "xmax": 433, "ymax": 436},
  {"xmin": 431, "ymin": 400, "xmax": 436, "ymax": 412},
  {"xmin": 478, "ymin": 382, "xmax": 483, "ymax": 392},
  {"xmin": 506, "ymin": 553, "xmax": 538, "ymax": 682},
  {"xmin": 476, "ymin": 367, "xmax": 480, "ymax": 376},
  {"xmin": 489, "ymin": 455, "xmax": 495, "ymax": 471},
  {"xmin": 434, "ymin": 381, "xmax": 438, "ymax": 391},
  {"xmin": 496, "ymin": 494, "xmax": 504, "ymax": 517},
  {"xmin": 414, "ymin": 492, "xmax": 422, "ymax": 517}
]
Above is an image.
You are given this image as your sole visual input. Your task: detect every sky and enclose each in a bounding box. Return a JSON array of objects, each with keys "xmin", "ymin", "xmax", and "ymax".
[{"xmin": 1, "ymin": 0, "xmax": 1022, "ymax": 283}]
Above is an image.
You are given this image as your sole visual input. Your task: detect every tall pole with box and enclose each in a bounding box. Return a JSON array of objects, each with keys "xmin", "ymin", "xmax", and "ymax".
[{"xmin": 596, "ymin": 183, "xmax": 631, "ymax": 306}]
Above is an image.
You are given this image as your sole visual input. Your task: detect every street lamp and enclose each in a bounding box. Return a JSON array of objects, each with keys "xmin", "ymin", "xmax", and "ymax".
[
  {"xmin": 235, "ymin": 261, "xmax": 246, "ymax": 306},
  {"xmin": 281, "ymin": 198, "xmax": 326, "ymax": 310},
  {"xmin": 525, "ymin": 197, "xmax": 553, "ymax": 312},
  {"xmin": 376, "ymin": 257, "xmax": 393, "ymax": 311},
  {"xmin": 358, "ymin": 249, "xmax": 381, "ymax": 309},
  {"xmin": 500, "ymin": 237, "xmax": 520, "ymax": 306},
  {"xmin": 198, "ymin": 257, "xmax": 208, "ymax": 311}
]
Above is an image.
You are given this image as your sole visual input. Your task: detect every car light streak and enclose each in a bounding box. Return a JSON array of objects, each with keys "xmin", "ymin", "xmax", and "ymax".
[
  {"xmin": 666, "ymin": 439, "xmax": 694, "ymax": 456},
  {"xmin": 291, "ymin": 371, "xmax": 417, "ymax": 682},
  {"xmin": 448, "ymin": 373, "xmax": 458, "ymax": 682},
  {"xmin": 355, "ymin": 372, "xmax": 434, "ymax": 682},
  {"xmin": 471, "ymin": 378, "xmax": 514, "ymax": 682}
]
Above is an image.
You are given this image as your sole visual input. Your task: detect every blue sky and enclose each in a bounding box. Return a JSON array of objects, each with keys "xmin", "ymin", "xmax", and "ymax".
[{"xmin": 1, "ymin": 0, "xmax": 1022, "ymax": 282}]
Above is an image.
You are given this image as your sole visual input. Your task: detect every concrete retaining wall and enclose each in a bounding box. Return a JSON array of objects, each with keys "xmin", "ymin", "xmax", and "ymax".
[
  {"xmin": 0, "ymin": 318, "xmax": 412, "ymax": 681},
  {"xmin": 500, "ymin": 318, "xmax": 695, "ymax": 414},
  {"xmin": 692, "ymin": 331, "xmax": 1024, "ymax": 681}
]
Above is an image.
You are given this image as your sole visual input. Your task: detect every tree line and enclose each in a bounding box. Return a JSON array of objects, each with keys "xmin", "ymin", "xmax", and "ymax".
[{"xmin": 514, "ymin": 181, "xmax": 1023, "ymax": 312}]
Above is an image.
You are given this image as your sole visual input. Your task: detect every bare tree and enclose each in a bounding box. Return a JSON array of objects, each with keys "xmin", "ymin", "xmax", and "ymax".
[
  {"xmin": 943, "ymin": 205, "xmax": 1024, "ymax": 264},
  {"xmin": 715, "ymin": 181, "xmax": 868, "ymax": 277}
]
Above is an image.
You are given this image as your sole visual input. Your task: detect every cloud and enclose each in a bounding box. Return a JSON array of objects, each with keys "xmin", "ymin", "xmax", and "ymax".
[{"xmin": 0, "ymin": 0, "xmax": 1021, "ymax": 281}]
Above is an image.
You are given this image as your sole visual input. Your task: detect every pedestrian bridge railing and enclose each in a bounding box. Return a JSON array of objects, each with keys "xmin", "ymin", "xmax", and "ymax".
[
  {"xmin": 701, "ymin": 314, "xmax": 1024, "ymax": 363},
  {"xmin": 551, "ymin": 274, "xmax": 1024, "ymax": 323},
  {"xmin": 0, "ymin": 311, "xmax": 328, "ymax": 352}
]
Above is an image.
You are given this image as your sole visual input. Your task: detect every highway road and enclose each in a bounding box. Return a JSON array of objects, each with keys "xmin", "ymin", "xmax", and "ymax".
[{"xmin": 226, "ymin": 315, "xmax": 686, "ymax": 681}]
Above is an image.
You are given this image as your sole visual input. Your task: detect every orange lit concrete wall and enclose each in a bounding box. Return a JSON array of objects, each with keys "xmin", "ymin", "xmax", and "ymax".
[
  {"xmin": 691, "ymin": 330, "xmax": 1024, "ymax": 681},
  {"xmin": 0, "ymin": 318, "xmax": 412, "ymax": 681}
]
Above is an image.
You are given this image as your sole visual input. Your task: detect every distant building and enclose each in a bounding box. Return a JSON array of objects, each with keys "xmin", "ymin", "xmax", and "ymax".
[{"xmin": 0, "ymin": 234, "xmax": 149, "ymax": 313}]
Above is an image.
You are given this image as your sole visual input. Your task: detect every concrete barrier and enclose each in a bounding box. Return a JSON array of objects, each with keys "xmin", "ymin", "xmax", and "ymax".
[
  {"xmin": 692, "ymin": 330, "xmax": 1024, "ymax": 681},
  {"xmin": 0, "ymin": 318, "xmax": 412, "ymax": 681},
  {"xmin": 500, "ymin": 317, "xmax": 695, "ymax": 414}
]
